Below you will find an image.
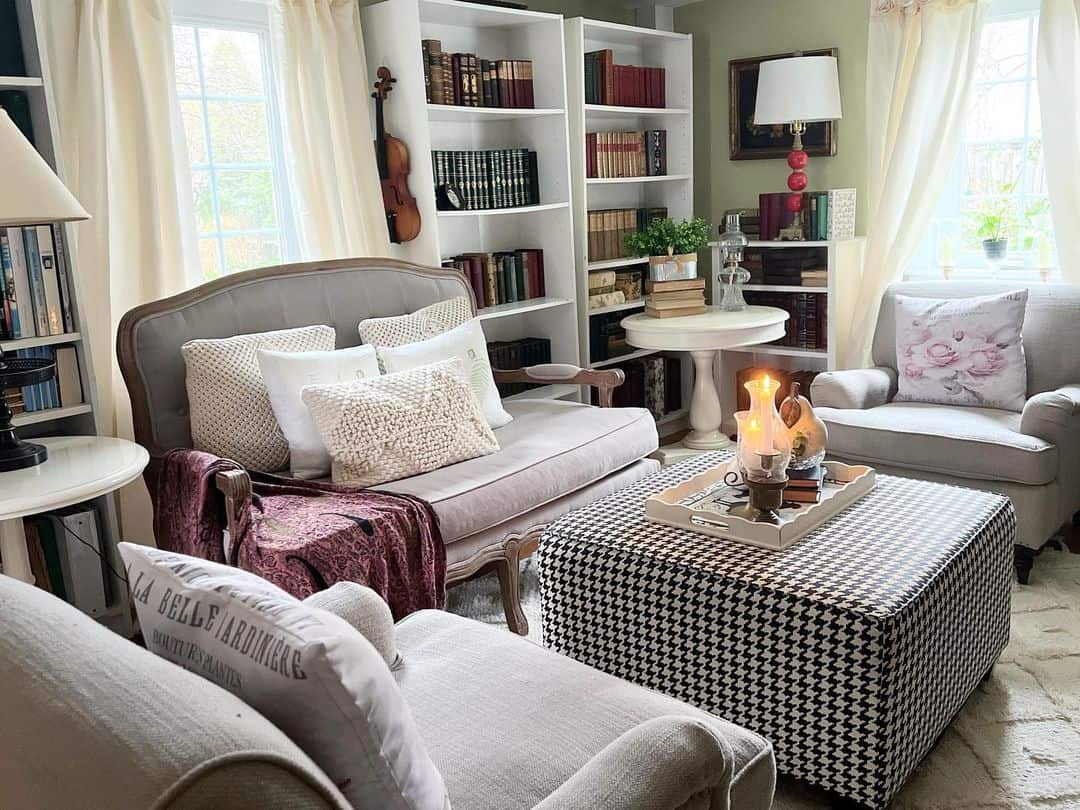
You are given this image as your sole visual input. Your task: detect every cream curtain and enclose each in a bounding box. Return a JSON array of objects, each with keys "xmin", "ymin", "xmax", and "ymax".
[
  {"xmin": 269, "ymin": 0, "xmax": 390, "ymax": 259},
  {"xmin": 1038, "ymin": 0, "xmax": 1080, "ymax": 283},
  {"xmin": 839, "ymin": 0, "xmax": 987, "ymax": 368},
  {"xmin": 40, "ymin": 0, "xmax": 199, "ymax": 535}
]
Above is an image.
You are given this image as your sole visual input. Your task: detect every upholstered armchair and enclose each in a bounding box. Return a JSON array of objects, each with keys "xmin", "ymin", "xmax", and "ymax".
[{"xmin": 811, "ymin": 282, "xmax": 1080, "ymax": 583}]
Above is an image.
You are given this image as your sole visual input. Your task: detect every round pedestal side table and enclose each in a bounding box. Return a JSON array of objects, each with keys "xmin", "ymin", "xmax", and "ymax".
[
  {"xmin": 0, "ymin": 435, "xmax": 149, "ymax": 584},
  {"xmin": 621, "ymin": 306, "xmax": 788, "ymax": 462}
]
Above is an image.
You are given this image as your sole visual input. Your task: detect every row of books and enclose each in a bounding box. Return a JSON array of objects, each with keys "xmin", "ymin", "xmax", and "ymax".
[
  {"xmin": 432, "ymin": 149, "xmax": 539, "ymax": 210},
  {"xmin": 587, "ymin": 267, "xmax": 643, "ymax": 311},
  {"xmin": 442, "ymin": 249, "xmax": 546, "ymax": 310},
  {"xmin": 645, "ymin": 277, "xmax": 705, "ymax": 319},
  {"xmin": 745, "ymin": 291, "xmax": 827, "ymax": 351},
  {"xmin": 585, "ymin": 130, "xmax": 667, "ymax": 179},
  {"xmin": 421, "ymin": 40, "xmax": 535, "ymax": 108},
  {"xmin": 594, "ymin": 354, "xmax": 683, "ymax": 420},
  {"xmin": 757, "ymin": 188, "xmax": 857, "ymax": 242},
  {"xmin": 743, "ymin": 247, "xmax": 829, "ymax": 287},
  {"xmin": 0, "ymin": 224, "xmax": 75, "ymax": 339},
  {"xmin": 488, "ymin": 337, "xmax": 551, "ymax": 397},
  {"xmin": 588, "ymin": 310, "xmax": 637, "ymax": 363},
  {"xmin": 5, "ymin": 346, "xmax": 83, "ymax": 414},
  {"xmin": 24, "ymin": 506, "xmax": 110, "ymax": 617},
  {"xmin": 587, "ymin": 206, "xmax": 666, "ymax": 262},
  {"xmin": 584, "ymin": 49, "xmax": 667, "ymax": 108}
]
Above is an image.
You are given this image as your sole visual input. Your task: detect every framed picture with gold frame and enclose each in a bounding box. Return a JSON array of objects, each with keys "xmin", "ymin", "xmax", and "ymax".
[{"xmin": 729, "ymin": 48, "xmax": 838, "ymax": 161}]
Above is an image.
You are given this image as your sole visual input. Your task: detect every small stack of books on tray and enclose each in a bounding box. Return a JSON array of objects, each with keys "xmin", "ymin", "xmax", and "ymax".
[
  {"xmin": 584, "ymin": 49, "xmax": 666, "ymax": 108},
  {"xmin": 421, "ymin": 40, "xmax": 534, "ymax": 108},
  {"xmin": 585, "ymin": 130, "xmax": 666, "ymax": 178},
  {"xmin": 645, "ymin": 278, "xmax": 705, "ymax": 319},
  {"xmin": 442, "ymin": 250, "xmax": 545, "ymax": 309},
  {"xmin": 784, "ymin": 465, "xmax": 825, "ymax": 504}
]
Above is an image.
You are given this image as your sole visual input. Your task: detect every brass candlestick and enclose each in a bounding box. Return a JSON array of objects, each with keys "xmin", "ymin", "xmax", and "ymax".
[{"xmin": 729, "ymin": 448, "xmax": 789, "ymax": 524}]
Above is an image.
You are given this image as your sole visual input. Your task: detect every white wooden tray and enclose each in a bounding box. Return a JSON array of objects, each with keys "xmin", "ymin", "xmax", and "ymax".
[{"xmin": 645, "ymin": 461, "xmax": 876, "ymax": 551}]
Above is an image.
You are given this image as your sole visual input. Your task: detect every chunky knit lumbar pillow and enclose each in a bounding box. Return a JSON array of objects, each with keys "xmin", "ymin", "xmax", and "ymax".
[
  {"xmin": 357, "ymin": 296, "xmax": 471, "ymax": 348},
  {"xmin": 182, "ymin": 325, "xmax": 335, "ymax": 471},
  {"xmin": 301, "ymin": 357, "xmax": 499, "ymax": 486},
  {"xmin": 118, "ymin": 543, "xmax": 449, "ymax": 810}
]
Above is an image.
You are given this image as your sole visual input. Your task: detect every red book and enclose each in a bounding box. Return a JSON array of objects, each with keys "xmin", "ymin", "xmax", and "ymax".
[
  {"xmin": 536, "ymin": 248, "xmax": 546, "ymax": 296},
  {"xmin": 759, "ymin": 194, "xmax": 771, "ymax": 241},
  {"xmin": 659, "ymin": 67, "xmax": 666, "ymax": 107},
  {"xmin": 636, "ymin": 66, "xmax": 644, "ymax": 107},
  {"xmin": 451, "ymin": 54, "xmax": 463, "ymax": 105},
  {"xmin": 526, "ymin": 249, "xmax": 542, "ymax": 297},
  {"xmin": 776, "ymin": 193, "xmax": 795, "ymax": 234},
  {"xmin": 601, "ymin": 50, "xmax": 615, "ymax": 105}
]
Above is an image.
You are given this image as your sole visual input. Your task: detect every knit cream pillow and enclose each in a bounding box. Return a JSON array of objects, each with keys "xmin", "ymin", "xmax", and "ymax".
[
  {"xmin": 182, "ymin": 325, "xmax": 335, "ymax": 471},
  {"xmin": 357, "ymin": 296, "xmax": 471, "ymax": 348},
  {"xmin": 301, "ymin": 358, "xmax": 498, "ymax": 486}
]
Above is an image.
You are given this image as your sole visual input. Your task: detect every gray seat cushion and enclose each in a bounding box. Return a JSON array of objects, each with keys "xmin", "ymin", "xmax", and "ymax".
[
  {"xmin": 394, "ymin": 610, "xmax": 775, "ymax": 810},
  {"xmin": 381, "ymin": 400, "xmax": 659, "ymax": 543},
  {"xmin": 817, "ymin": 402, "xmax": 1057, "ymax": 485}
]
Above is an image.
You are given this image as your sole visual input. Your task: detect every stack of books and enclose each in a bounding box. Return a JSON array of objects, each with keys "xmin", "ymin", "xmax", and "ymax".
[
  {"xmin": 488, "ymin": 337, "xmax": 551, "ymax": 397},
  {"xmin": 587, "ymin": 206, "xmax": 666, "ymax": 261},
  {"xmin": 421, "ymin": 40, "xmax": 534, "ymax": 108},
  {"xmin": 723, "ymin": 208, "xmax": 760, "ymax": 239},
  {"xmin": 784, "ymin": 465, "xmax": 825, "ymax": 504},
  {"xmin": 431, "ymin": 149, "xmax": 539, "ymax": 210},
  {"xmin": 1, "ymin": 224, "xmax": 76, "ymax": 339},
  {"xmin": 585, "ymin": 130, "xmax": 666, "ymax": 178},
  {"xmin": 757, "ymin": 188, "xmax": 856, "ymax": 241},
  {"xmin": 584, "ymin": 50, "xmax": 666, "ymax": 108},
  {"xmin": 744, "ymin": 291, "xmax": 827, "ymax": 350},
  {"xmin": 603, "ymin": 354, "xmax": 682, "ymax": 418},
  {"xmin": 645, "ymin": 278, "xmax": 706, "ymax": 319},
  {"xmin": 7, "ymin": 346, "xmax": 83, "ymax": 415},
  {"xmin": 762, "ymin": 249, "xmax": 823, "ymax": 286},
  {"xmin": 441, "ymin": 250, "xmax": 545, "ymax": 309}
]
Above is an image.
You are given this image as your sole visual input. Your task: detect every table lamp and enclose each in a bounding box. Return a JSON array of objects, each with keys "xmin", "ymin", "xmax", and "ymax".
[
  {"xmin": 753, "ymin": 55, "xmax": 842, "ymax": 239},
  {"xmin": 0, "ymin": 108, "xmax": 89, "ymax": 471}
]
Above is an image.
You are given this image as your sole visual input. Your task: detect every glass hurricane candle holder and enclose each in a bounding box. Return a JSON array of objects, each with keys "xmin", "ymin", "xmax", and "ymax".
[{"xmin": 734, "ymin": 375, "xmax": 791, "ymax": 483}]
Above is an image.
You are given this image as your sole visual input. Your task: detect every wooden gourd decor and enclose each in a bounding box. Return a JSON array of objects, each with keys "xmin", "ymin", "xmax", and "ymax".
[{"xmin": 372, "ymin": 66, "xmax": 421, "ymax": 244}]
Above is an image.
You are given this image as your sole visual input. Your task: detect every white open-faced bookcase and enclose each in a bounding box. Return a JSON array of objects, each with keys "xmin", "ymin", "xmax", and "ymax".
[
  {"xmin": 361, "ymin": 0, "xmax": 581, "ymax": 403},
  {"xmin": 564, "ymin": 18, "xmax": 693, "ymax": 434}
]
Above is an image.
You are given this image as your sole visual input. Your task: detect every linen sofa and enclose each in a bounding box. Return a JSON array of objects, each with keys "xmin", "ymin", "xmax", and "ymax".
[
  {"xmin": 117, "ymin": 257, "xmax": 660, "ymax": 634},
  {"xmin": 0, "ymin": 575, "xmax": 777, "ymax": 809},
  {"xmin": 811, "ymin": 281, "xmax": 1080, "ymax": 582}
]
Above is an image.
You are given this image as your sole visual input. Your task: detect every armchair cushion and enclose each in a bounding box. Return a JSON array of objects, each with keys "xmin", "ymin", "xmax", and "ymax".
[
  {"xmin": 810, "ymin": 367, "xmax": 897, "ymax": 410},
  {"xmin": 817, "ymin": 402, "xmax": 1057, "ymax": 485},
  {"xmin": 303, "ymin": 582, "xmax": 401, "ymax": 670}
]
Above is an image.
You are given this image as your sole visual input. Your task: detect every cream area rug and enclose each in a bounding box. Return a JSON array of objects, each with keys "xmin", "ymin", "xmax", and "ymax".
[{"xmin": 446, "ymin": 547, "xmax": 1080, "ymax": 809}]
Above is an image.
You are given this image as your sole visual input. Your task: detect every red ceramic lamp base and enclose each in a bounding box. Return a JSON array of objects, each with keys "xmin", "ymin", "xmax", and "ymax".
[{"xmin": 786, "ymin": 148, "xmax": 809, "ymax": 212}]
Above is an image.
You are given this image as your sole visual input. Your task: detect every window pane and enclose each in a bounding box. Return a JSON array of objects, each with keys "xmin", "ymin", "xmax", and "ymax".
[
  {"xmin": 180, "ymin": 100, "xmax": 208, "ymax": 165},
  {"xmin": 975, "ymin": 20, "xmax": 1031, "ymax": 81},
  {"xmin": 191, "ymin": 170, "xmax": 216, "ymax": 233},
  {"xmin": 1022, "ymin": 196, "xmax": 1052, "ymax": 250},
  {"xmin": 173, "ymin": 26, "xmax": 200, "ymax": 95},
  {"xmin": 206, "ymin": 100, "xmax": 271, "ymax": 163},
  {"xmin": 1027, "ymin": 83, "xmax": 1041, "ymax": 138},
  {"xmin": 199, "ymin": 238, "xmax": 223, "ymax": 280},
  {"xmin": 968, "ymin": 82, "xmax": 1027, "ymax": 140},
  {"xmin": 198, "ymin": 29, "xmax": 265, "ymax": 96},
  {"xmin": 223, "ymin": 235, "xmax": 281, "ymax": 273},
  {"xmin": 961, "ymin": 196, "xmax": 1021, "ymax": 250},
  {"xmin": 216, "ymin": 170, "xmax": 278, "ymax": 231},
  {"xmin": 963, "ymin": 143, "xmax": 1024, "ymax": 195},
  {"xmin": 1026, "ymin": 140, "xmax": 1048, "ymax": 194}
]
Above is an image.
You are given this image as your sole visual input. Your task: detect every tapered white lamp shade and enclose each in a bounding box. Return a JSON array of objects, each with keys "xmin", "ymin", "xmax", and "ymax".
[
  {"xmin": 0, "ymin": 108, "xmax": 88, "ymax": 226},
  {"xmin": 754, "ymin": 56, "xmax": 842, "ymax": 125}
]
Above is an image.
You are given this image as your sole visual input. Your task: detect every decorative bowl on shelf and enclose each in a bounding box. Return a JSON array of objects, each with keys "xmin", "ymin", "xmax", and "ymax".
[{"xmin": 0, "ymin": 347, "xmax": 56, "ymax": 472}]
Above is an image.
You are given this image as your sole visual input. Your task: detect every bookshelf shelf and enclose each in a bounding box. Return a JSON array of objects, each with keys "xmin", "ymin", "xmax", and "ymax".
[
  {"xmin": 0, "ymin": 331, "xmax": 82, "ymax": 351},
  {"xmin": 0, "ymin": 75, "xmax": 42, "ymax": 89},
  {"xmin": 744, "ymin": 240, "xmax": 839, "ymax": 248},
  {"xmin": 11, "ymin": 403, "xmax": 94, "ymax": 428},
  {"xmin": 586, "ymin": 257, "xmax": 647, "ymax": 271},
  {"xmin": 742, "ymin": 284, "xmax": 826, "ymax": 294},
  {"xmin": 586, "ymin": 174, "xmax": 690, "ymax": 185},
  {"xmin": 656, "ymin": 407, "xmax": 689, "ymax": 426},
  {"xmin": 426, "ymin": 104, "xmax": 565, "ymax": 121},
  {"xmin": 585, "ymin": 104, "xmax": 690, "ymax": 116},
  {"xmin": 725, "ymin": 345, "xmax": 828, "ymax": 360},
  {"xmin": 588, "ymin": 298, "xmax": 644, "ymax": 316},
  {"xmin": 476, "ymin": 296, "xmax": 573, "ymax": 321},
  {"xmin": 435, "ymin": 202, "xmax": 569, "ymax": 218},
  {"xmin": 590, "ymin": 346, "xmax": 659, "ymax": 369},
  {"xmin": 503, "ymin": 383, "xmax": 579, "ymax": 402}
]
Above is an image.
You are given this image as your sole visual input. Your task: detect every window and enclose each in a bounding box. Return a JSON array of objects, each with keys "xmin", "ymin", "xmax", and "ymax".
[
  {"xmin": 910, "ymin": 0, "xmax": 1057, "ymax": 279},
  {"xmin": 173, "ymin": 3, "xmax": 297, "ymax": 281}
]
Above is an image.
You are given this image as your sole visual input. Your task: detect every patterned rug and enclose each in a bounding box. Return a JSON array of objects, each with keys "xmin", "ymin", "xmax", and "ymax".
[{"xmin": 446, "ymin": 546, "xmax": 1080, "ymax": 809}]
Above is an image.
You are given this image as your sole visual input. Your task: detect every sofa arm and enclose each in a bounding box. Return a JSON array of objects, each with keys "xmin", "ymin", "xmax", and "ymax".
[
  {"xmin": 810, "ymin": 367, "xmax": 897, "ymax": 410},
  {"xmin": 493, "ymin": 363, "xmax": 625, "ymax": 407},
  {"xmin": 215, "ymin": 468, "xmax": 253, "ymax": 564},
  {"xmin": 1021, "ymin": 385, "xmax": 1080, "ymax": 440},
  {"xmin": 303, "ymin": 583, "xmax": 401, "ymax": 670},
  {"xmin": 532, "ymin": 716, "xmax": 735, "ymax": 810}
]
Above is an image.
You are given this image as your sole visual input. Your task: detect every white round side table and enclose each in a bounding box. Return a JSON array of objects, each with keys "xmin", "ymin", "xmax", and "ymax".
[
  {"xmin": 622, "ymin": 306, "xmax": 788, "ymax": 459},
  {"xmin": 0, "ymin": 436, "xmax": 149, "ymax": 584}
]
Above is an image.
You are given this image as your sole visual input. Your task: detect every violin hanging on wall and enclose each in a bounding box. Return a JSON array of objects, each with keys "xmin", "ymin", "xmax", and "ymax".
[{"xmin": 372, "ymin": 66, "xmax": 421, "ymax": 243}]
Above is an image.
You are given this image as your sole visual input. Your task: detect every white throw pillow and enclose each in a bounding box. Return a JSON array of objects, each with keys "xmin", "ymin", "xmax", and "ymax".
[
  {"xmin": 358, "ymin": 296, "xmax": 472, "ymax": 348},
  {"xmin": 258, "ymin": 345, "xmax": 382, "ymax": 479},
  {"xmin": 182, "ymin": 325, "xmax": 335, "ymax": 471},
  {"xmin": 894, "ymin": 290, "xmax": 1028, "ymax": 411},
  {"xmin": 118, "ymin": 543, "xmax": 449, "ymax": 810},
  {"xmin": 376, "ymin": 318, "xmax": 512, "ymax": 429},
  {"xmin": 302, "ymin": 358, "xmax": 499, "ymax": 486}
]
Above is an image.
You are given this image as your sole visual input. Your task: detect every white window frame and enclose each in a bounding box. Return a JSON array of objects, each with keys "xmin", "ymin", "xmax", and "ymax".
[{"xmin": 173, "ymin": 0, "xmax": 299, "ymax": 278}]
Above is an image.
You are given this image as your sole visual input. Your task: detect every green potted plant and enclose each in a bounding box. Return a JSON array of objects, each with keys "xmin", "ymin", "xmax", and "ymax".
[
  {"xmin": 623, "ymin": 217, "xmax": 710, "ymax": 281},
  {"xmin": 973, "ymin": 185, "xmax": 1013, "ymax": 262}
]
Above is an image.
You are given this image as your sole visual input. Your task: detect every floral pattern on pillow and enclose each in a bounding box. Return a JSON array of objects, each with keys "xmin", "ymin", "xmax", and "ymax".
[{"xmin": 893, "ymin": 290, "xmax": 1028, "ymax": 411}]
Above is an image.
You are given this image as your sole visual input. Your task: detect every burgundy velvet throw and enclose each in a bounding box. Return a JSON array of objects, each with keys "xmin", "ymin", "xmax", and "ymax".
[{"xmin": 153, "ymin": 449, "xmax": 446, "ymax": 618}]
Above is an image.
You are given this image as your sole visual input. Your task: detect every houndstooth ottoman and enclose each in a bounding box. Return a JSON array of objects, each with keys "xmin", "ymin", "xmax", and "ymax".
[{"xmin": 538, "ymin": 451, "xmax": 1015, "ymax": 809}]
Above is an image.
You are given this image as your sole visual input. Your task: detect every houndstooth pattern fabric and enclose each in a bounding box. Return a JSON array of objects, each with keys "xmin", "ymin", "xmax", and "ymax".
[
  {"xmin": 538, "ymin": 451, "xmax": 1015, "ymax": 809},
  {"xmin": 301, "ymin": 357, "xmax": 498, "ymax": 487},
  {"xmin": 182, "ymin": 325, "xmax": 335, "ymax": 472},
  {"xmin": 358, "ymin": 296, "xmax": 472, "ymax": 348}
]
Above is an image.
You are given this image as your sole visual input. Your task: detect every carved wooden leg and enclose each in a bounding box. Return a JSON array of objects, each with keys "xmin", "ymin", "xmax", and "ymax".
[
  {"xmin": 1014, "ymin": 545, "xmax": 1037, "ymax": 585},
  {"xmin": 494, "ymin": 550, "xmax": 529, "ymax": 636}
]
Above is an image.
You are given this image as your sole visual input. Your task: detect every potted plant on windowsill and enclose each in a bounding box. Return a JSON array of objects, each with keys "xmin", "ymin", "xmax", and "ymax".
[
  {"xmin": 623, "ymin": 217, "xmax": 711, "ymax": 282},
  {"xmin": 974, "ymin": 189, "xmax": 1011, "ymax": 263}
]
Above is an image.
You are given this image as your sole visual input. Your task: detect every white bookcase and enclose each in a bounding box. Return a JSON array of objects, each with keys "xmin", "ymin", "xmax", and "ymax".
[
  {"xmin": 564, "ymin": 18, "xmax": 693, "ymax": 433},
  {"xmin": 711, "ymin": 238, "xmax": 864, "ymax": 433},
  {"xmin": 361, "ymin": 0, "xmax": 581, "ymax": 402},
  {"xmin": 1, "ymin": 0, "xmax": 130, "ymax": 634}
]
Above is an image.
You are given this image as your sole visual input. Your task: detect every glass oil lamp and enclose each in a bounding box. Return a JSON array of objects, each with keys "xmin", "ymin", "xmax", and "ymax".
[
  {"xmin": 716, "ymin": 213, "xmax": 751, "ymax": 311},
  {"xmin": 731, "ymin": 374, "xmax": 791, "ymax": 523}
]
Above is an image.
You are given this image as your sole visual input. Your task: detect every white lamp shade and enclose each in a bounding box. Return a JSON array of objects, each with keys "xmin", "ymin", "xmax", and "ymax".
[
  {"xmin": 0, "ymin": 108, "xmax": 88, "ymax": 226},
  {"xmin": 753, "ymin": 56, "xmax": 842, "ymax": 125}
]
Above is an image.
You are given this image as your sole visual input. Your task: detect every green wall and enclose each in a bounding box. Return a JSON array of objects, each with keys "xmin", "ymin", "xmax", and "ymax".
[
  {"xmin": 527, "ymin": 0, "xmax": 634, "ymax": 24},
  {"xmin": 675, "ymin": 0, "xmax": 869, "ymax": 235}
]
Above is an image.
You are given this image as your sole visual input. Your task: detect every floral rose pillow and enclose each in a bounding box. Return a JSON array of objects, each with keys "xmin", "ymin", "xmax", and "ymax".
[{"xmin": 893, "ymin": 290, "xmax": 1028, "ymax": 411}]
